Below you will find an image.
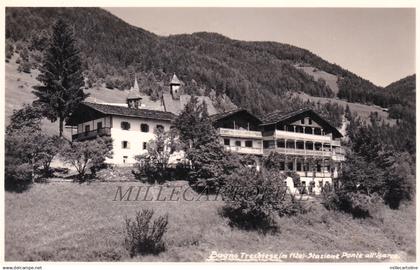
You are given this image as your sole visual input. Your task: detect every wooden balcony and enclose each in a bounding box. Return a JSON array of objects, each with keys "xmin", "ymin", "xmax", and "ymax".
[
  {"xmin": 72, "ymin": 127, "xmax": 111, "ymax": 141},
  {"xmin": 332, "ymin": 154, "xmax": 346, "ymax": 161},
  {"xmin": 296, "ymin": 171, "xmax": 333, "ymax": 178},
  {"xmin": 224, "ymin": 145, "xmax": 263, "ymax": 155},
  {"xmin": 218, "ymin": 128, "xmax": 262, "ymax": 139},
  {"xmin": 272, "ymin": 130, "xmax": 333, "ymax": 143},
  {"xmin": 263, "ymin": 147, "xmax": 332, "ymax": 157},
  {"xmin": 331, "ymin": 140, "xmax": 341, "ymax": 147}
]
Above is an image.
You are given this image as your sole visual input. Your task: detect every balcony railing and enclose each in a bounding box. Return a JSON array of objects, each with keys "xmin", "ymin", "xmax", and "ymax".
[
  {"xmin": 272, "ymin": 130, "xmax": 334, "ymax": 143},
  {"xmin": 218, "ymin": 128, "xmax": 262, "ymax": 139},
  {"xmin": 332, "ymin": 154, "xmax": 346, "ymax": 161},
  {"xmin": 263, "ymin": 147, "xmax": 332, "ymax": 157},
  {"xmin": 296, "ymin": 171, "xmax": 333, "ymax": 178},
  {"xmin": 224, "ymin": 145, "xmax": 263, "ymax": 155},
  {"xmin": 72, "ymin": 127, "xmax": 111, "ymax": 141}
]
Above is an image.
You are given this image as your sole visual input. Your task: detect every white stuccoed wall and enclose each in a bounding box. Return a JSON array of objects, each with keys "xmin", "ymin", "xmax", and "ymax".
[{"xmin": 108, "ymin": 115, "xmax": 173, "ymax": 165}]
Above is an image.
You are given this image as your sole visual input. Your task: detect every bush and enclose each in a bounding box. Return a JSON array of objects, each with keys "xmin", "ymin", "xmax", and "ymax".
[
  {"xmin": 221, "ymin": 166, "xmax": 300, "ymax": 232},
  {"xmin": 321, "ymin": 186, "xmax": 382, "ymax": 218},
  {"xmin": 132, "ymin": 128, "xmax": 179, "ymax": 184},
  {"xmin": 132, "ymin": 154, "xmax": 169, "ymax": 184},
  {"xmin": 123, "ymin": 209, "xmax": 168, "ymax": 257},
  {"xmin": 61, "ymin": 136, "xmax": 113, "ymax": 182},
  {"xmin": 5, "ymin": 160, "xmax": 33, "ymax": 192}
]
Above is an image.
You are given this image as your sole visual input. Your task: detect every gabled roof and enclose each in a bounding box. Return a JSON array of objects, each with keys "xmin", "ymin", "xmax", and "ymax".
[
  {"xmin": 66, "ymin": 102, "xmax": 175, "ymax": 125},
  {"xmin": 262, "ymin": 108, "xmax": 342, "ymax": 138},
  {"xmin": 170, "ymin": 74, "xmax": 181, "ymax": 85},
  {"xmin": 262, "ymin": 108, "xmax": 310, "ymax": 125},
  {"xmin": 211, "ymin": 108, "xmax": 262, "ymax": 124}
]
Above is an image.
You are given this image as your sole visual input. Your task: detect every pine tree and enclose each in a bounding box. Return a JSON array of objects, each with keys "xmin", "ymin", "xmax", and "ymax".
[{"xmin": 32, "ymin": 19, "xmax": 88, "ymax": 137}]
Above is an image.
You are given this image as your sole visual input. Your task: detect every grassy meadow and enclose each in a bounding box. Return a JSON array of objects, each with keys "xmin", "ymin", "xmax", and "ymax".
[{"xmin": 5, "ymin": 181, "xmax": 416, "ymax": 262}]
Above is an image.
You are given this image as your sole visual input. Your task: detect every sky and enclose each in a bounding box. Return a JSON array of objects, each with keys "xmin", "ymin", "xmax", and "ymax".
[{"xmin": 105, "ymin": 7, "xmax": 415, "ymax": 87}]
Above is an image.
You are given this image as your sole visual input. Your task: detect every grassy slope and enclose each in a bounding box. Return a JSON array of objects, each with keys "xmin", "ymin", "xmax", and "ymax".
[
  {"xmin": 295, "ymin": 92, "xmax": 396, "ymax": 125},
  {"xmin": 5, "ymin": 182, "xmax": 415, "ymax": 262},
  {"xmin": 294, "ymin": 64, "xmax": 339, "ymax": 95},
  {"xmin": 5, "ymin": 55, "xmax": 147, "ymax": 138}
]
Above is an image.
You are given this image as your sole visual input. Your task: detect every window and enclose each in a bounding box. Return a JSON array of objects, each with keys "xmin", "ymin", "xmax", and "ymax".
[
  {"xmin": 301, "ymin": 118, "xmax": 305, "ymax": 124},
  {"xmin": 309, "ymin": 119, "xmax": 313, "ymax": 125},
  {"xmin": 141, "ymin": 124, "xmax": 149, "ymax": 133},
  {"xmin": 123, "ymin": 156, "xmax": 128, "ymax": 163},
  {"xmin": 97, "ymin": 122, "xmax": 103, "ymax": 130},
  {"xmin": 235, "ymin": 141, "xmax": 241, "ymax": 147},
  {"xmin": 122, "ymin": 141, "xmax": 130, "ymax": 149},
  {"xmin": 277, "ymin": 140, "xmax": 285, "ymax": 148},
  {"xmin": 85, "ymin": 125, "xmax": 90, "ymax": 133},
  {"xmin": 224, "ymin": 138, "xmax": 230, "ymax": 146},
  {"xmin": 143, "ymin": 142, "xmax": 147, "ymax": 150},
  {"xmin": 263, "ymin": 141, "xmax": 269, "ymax": 148},
  {"xmin": 156, "ymin": 125, "xmax": 164, "ymax": 132},
  {"xmin": 121, "ymin": 121, "xmax": 131, "ymax": 130},
  {"xmin": 245, "ymin": 140, "xmax": 253, "ymax": 148}
]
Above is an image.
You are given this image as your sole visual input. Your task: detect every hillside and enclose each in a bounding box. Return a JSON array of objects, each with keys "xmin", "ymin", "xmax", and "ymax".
[
  {"xmin": 5, "ymin": 54, "xmax": 145, "ymax": 139},
  {"xmin": 294, "ymin": 64, "xmax": 339, "ymax": 95},
  {"xmin": 5, "ymin": 7, "xmax": 395, "ymax": 117}
]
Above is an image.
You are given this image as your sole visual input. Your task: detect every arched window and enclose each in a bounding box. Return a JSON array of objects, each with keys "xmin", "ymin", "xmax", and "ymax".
[
  {"xmin": 140, "ymin": 124, "xmax": 149, "ymax": 133},
  {"xmin": 121, "ymin": 121, "xmax": 131, "ymax": 130}
]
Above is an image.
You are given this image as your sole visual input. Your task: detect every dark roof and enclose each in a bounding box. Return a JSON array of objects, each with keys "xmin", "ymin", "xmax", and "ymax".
[
  {"xmin": 261, "ymin": 108, "xmax": 342, "ymax": 138},
  {"xmin": 210, "ymin": 108, "xmax": 261, "ymax": 123},
  {"xmin": 67, "ymin": 102, "xmax": 175, "ymax": 125},
  {"xmin": 262, "ymin": 108, "xmax": 311, "ymax": 125}
]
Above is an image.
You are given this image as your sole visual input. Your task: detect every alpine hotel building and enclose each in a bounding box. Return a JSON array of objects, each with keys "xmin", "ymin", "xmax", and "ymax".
[{"xmin": 67, "ymin": 75, "xmax": 345, "ymax": 194}]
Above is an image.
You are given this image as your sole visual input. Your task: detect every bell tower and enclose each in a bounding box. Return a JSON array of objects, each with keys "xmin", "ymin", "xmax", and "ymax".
[
  {"xmin": 170, "ymin": 73, "xmax": 181, "ymax": 100},
  {"xmin": 127, "ymin": 76, "xmax": 142, "ymax": 109}
]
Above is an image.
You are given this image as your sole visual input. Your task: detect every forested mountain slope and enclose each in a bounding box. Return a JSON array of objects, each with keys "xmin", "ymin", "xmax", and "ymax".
[{"xmin": 6, "ymin": 7, "xmax": 399, "ymax": 117}]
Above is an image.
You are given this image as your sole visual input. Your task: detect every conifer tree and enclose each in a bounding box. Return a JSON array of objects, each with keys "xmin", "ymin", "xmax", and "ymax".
[{"xmin": 32, "ymin": 19, "xmax": 88, "ymax": 137}]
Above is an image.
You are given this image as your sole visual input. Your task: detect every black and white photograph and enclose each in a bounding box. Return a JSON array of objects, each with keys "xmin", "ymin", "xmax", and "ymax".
[{"xmin": 1, "ymin": 2, "xmax": 417, "ymax": 269}]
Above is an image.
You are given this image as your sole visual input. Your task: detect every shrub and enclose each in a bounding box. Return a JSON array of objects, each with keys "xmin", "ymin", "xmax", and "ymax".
[
  {"xmin": 132, "ymin": 128, "xmax": 179, "ymax": 184},
  {"xmin": 5, "ymin": 160, "xmax": 33, "ymax": 192},
  {"xmin": 6, "ymin": 118, "xmax": 63, "ymax": 189},
  {"xmin": 123, "ymin": 209, "xmax": 168, "ymax": 257},
  {"xmin": 321, "ymin": 186, "xmax": 380, "ymax": 218},
  {"xmin": 5, "ymin": 104, "xmax": 51, "ymax": 191},
  {"xmin": 61, "ymin": 136, "xmax": 113, "ymax": 182},
  {"xmin": 221, "ymin": 166, "xmax": 298, "ymax": 232},
  {"xmin": 132, "ymin": 154, "xmax": 169, "ymax": 184}
]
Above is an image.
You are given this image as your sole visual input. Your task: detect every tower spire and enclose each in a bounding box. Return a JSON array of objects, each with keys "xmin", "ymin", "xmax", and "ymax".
[{"xmin": 133, "ymin": 75, "xmax": 140, "ymax": 91}]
